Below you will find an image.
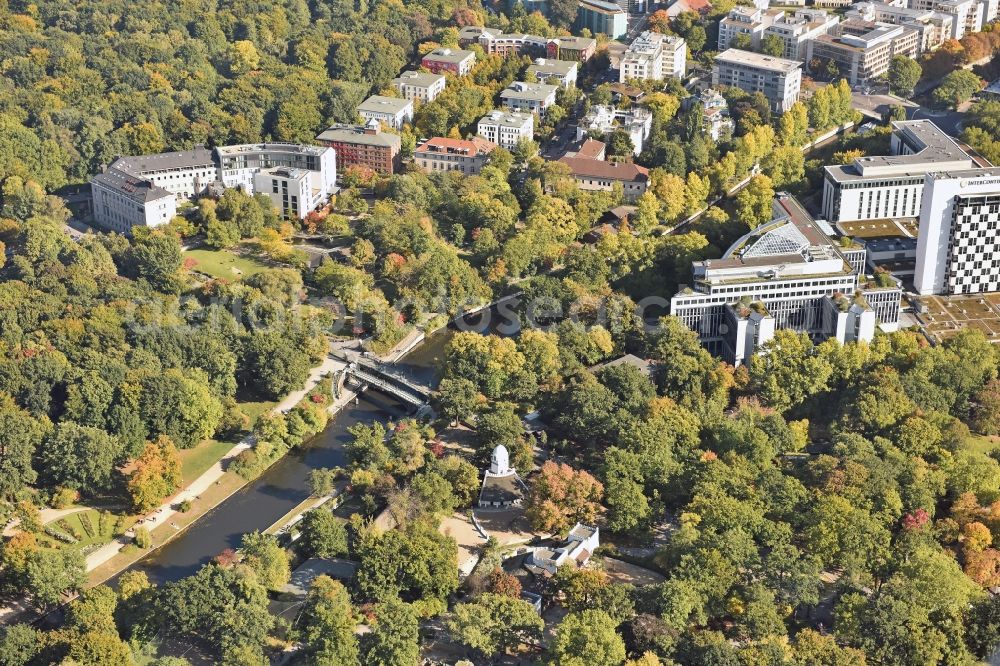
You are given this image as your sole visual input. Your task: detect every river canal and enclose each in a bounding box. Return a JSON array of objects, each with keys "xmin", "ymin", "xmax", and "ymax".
[{"xmin": 132, "ymin": 327, "xmax": 456, "ymax": 584}]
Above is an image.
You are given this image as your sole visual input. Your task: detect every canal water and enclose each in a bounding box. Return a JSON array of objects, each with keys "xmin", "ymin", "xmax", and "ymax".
[{"xmin": 127, "ymin": 300, "xmax": 529, "ymax": 586}]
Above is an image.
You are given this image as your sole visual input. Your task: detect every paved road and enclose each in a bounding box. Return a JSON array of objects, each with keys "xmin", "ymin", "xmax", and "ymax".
[
  {"xmin": 851, "ymin": 93, "xmax": 917, "ymax": 120},
  {"xmin": 907, "ymin": 104, "xmax": 969, "ymax": 136},
  {"xmin": 623, "ymin": 10, "xmax": 651, "ymax": 44},
  {"xmin": 850, "ymin": 91, "xmax": 967, "ymax": 137}
]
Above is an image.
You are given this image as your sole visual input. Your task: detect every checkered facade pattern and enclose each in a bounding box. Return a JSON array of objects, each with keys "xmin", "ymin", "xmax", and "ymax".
[{"xmin": 946, "ymin": 194, "xmax": 1000, "ymax": 294}]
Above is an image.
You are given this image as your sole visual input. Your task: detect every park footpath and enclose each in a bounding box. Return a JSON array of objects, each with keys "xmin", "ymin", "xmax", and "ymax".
[
  {"xmin": 0, "ymin": 328, "xmax": 428, "ymax": 625},
  {"xmin": 82, "ymin": 355, "xmax": 345, "ymax": 575},
  {"xmin": 0, "ymin": 353, "xmax": 347, "ymax": 625}
]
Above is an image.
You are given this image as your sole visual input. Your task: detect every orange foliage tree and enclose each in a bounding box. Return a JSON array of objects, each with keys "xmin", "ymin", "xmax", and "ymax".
[{"xmin": 525, "ymin": 461, "xmax": 603, "ymax": 534}]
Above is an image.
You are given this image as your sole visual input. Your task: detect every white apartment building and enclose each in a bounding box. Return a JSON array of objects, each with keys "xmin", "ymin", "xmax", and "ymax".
[
  {"xmin": 575, "ymin": 105, "xmax": 653, "ymax": 156},
  {"xmin": 914, "ymin": 168, "xmax": 1000, "ymax": 295},
  {"xmin": 253, "ymin": 167, "xmax": 331, "ymax": 220},
  {"xmin": 718, "ymin": 6, "xmax": 779, "ymax": 50},
  {"xmin": 670, "ymin": 195, "xmax": 901, "ymax": 366},
  {"xmin": 477, "ymin": 110, "xmax": 534, "ymax": 150},
  {"xmin": 91, "ymin": 168, "xmax": 177, "ymax": 233},
  {"xmin": 696, "ymin": 88, "xmax": 735, "ymax": 140},
  {"xmin": 414, "ymin": 136, "xmax": 497, "ymax": 175},
  {"xmin": 620, "ymin": 31, "xmax": 687, "ymax": 82},
  {"xmin": 821, "ymin": 120, "xmax": 975, "ymax": 223},
  {"xmin": 712, "ymin": 49, "xmax": 802, "ymax": 112},
  {"xmin": 527, "ymin": 58, "xmax": 579, "ymax": 88},
  {"xmin": 92, "ymin": 142, "xmax": 337, "ymax": 230},
  {"xmin": 500, "ymin": 82, "xmax": 558, "ymax": 115},
  {"xmin": 910, "ymin": 0, "xmax": 986, "ymax": 38},
  {"xmin": 806, "ymin": 19, "xmax": 919, "ymax": 86},
  {"xmin": 763, "ymin": 8, "xmax": 840, "ymax": 60},
  {"xmin": 661, "ymin": 35, "xmax": 688, "ymax": 79},
  {"xmin": 357, "ymin": 95, "xmax": 414, "ymax": 130},
  {"xmin": 216, "ymin": 143, "xmax": 336, "ymax": 195},
  {"xmin": 847, "ymin": 2, "xmax": 953, "ymax": 53},
  {"xmin": 391, "ymin": 70, "xmax": 446, "ymax": 103}
]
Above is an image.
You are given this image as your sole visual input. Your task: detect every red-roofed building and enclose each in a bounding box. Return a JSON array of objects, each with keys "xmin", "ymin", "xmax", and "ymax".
[
  {"xmin": 667, "ymin": 0, "xmax": 711, "ymax": 17},
  {"xmin": 573, "ymin": 138, "xmax": 607, "ymax": 160},
  {"xmin": 558, "ymin": 155, "xmax": 649, "ymax": 201},
  {"xmin": 414, "ymin": 136, "xmax": 497, "ymax": 175}
]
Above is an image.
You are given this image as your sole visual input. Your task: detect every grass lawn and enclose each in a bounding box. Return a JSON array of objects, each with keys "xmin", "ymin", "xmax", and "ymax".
[
  {"xmin": 967, "ymin": 434, "xmax": 1000, "ymax": 457},
  {"xmin": 183, "ymin": 248, "xmax": 268, "ymax": 280},
  {"xmin": 240, "ymin": 398, "xmax": 278, "ymax": 425},
  {"xmin": 177, "ymin": 439, "xmax": 236, "ymax": 486},
  {"xmin": 88, "ymin": 471, "xmax": 247, "ymax": 587},
  {"xmin": 40, "ymin": 509, "xmax": 129, "ymax": 551}
]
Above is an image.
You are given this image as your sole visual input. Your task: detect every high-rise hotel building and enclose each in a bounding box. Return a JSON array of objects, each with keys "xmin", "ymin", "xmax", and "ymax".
[{"xmin": 914, "ymin": 168, "xmax": 1000, "ymax": 295}]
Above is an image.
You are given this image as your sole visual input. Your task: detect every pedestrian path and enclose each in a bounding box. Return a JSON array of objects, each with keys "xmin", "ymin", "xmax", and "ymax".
[{"xmin": 0, "ymin": 355, "xmax": 346, "ymax": 625}]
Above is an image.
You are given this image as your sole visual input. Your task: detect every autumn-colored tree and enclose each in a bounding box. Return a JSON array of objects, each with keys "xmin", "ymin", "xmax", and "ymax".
[
  {"xmin": 648, "ymin": 9, "xmax": 671, "ymax": 32},
  {"xmin": 965, "ymin": 548, "xmax": 1000, "ymax": 587},
  {"xmin": 964, "ymin": 521, "xmax": 993, "ymax": 554},
  {"xmin": 526, "ymin": 461, "xmax": 603, "ymax": 534},
  {"xmin": 127, "ymin": 436, "xmax": 181, "ymax": 513},
  {"xmin": 734, "ymin": 174, "xmax": 775, "ymax": 230},
  {"xmin": 952, "ymin": 491, "xmax": 984, "ymax": 526},
  {"xmin": 489, "ymin": 568, "xmax": 523, "ymax": 599},
  {"xmin": 832, "ymin": 148, "xmax": 865, "ymax": 165},
  {"xmin": 553, "ymin": 565, "xmax": 610, "ymax": 610},
  {"xmin": 214, "ymin": 548, "xmax": 240, "ymax": 567}
]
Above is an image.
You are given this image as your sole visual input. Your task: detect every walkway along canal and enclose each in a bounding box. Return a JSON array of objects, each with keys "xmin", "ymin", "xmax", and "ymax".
[{"xmin": 128, "ymin": 327, "xmax": 457, "ymax": 585}]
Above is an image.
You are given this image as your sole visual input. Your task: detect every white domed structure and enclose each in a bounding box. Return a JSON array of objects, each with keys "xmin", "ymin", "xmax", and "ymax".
[
  {"xmin": 490, "ymin": 444, "xmax": 510, "ymax": 475},
  {"xmin": 478, "ymin": 443, "xmax": 527, "ymax": 509}
]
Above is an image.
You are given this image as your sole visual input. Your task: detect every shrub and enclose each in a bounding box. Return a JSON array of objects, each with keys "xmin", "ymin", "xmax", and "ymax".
[
  {"xmin": 79, "ymin": 513, "xmax": 97, "ymax": 539},
  {"xmin": 230, "ymin": 450, "xmax": 264, "ymax": 480},
  {"xmin": 58, "ymin": 519, "xmax": 82, "ymax": 541},
  {"xmin": 50, "ymin": 487, "xmax": 79, "ymax": 509},
  {"xmin": 134, "ymin": 526, "xmax": 152, "ymax": 548},
  {"xmin": 44, "ymin": 527, "xmax": 77, "ymax": 544}
]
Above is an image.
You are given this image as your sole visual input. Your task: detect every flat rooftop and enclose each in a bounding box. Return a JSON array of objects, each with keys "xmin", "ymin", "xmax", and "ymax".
[
  {"xmin": 550, "ymin": 36, "xmax": 597, "ymax": 49},
  {"xmin": 527, "ymin": 59, "xmax": 578, "ymax": 75},
  {"xmin": 358, "ymin": 95, "xmax": 413, "ymax": 115},
  {"xmin": 863, "ymin": 236, "xmax": 917, "ymax": 253},
  {"xmin": 392, "ymin": 70, "xmax": 445, "ymax": 87},
  {"xmin": 714, "ymin": 48, "xmax": 802, "ymax": 73},
  {"xmin": 315, "ymin": 125, "xmax": 401, "ymax": 148},
  {"xmin": 502, "ymin": 82, "xmax": 558, "ymax": 101},
  {"xmin": 579, "ymin": 0, "xmax": 627, "ymax": 12},
  {"xmin": 423, "ymin": 47, "xmax": 475, "ymax": 63},
  {"xmin": 479, "ymin": 110, "xmax": 533, "ymax": 127},
  {"xmin": 257, "ymin": 166, "xmax": 309, "ymax": 180},
  {"xmin": 925, "ymin": 166, "xmax": 1000, "ymax": 181},
  {"xmin": 825, "ymin": 120, "xmax": 974, "ymax": 183},
  {"xmin": 215, "ymin": 142, "xmax": 327, "ymax": 157},
  {"xmin": 458, "ymin": 26, "xmax": 502, "ymax": 39},
  {"xmin": 917, "ymin": 293, "xmax": 1000, "ymax": 344},
  {"xmin": 836, "ymin": 217, "xmax": 918, "ymax": 238}
]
